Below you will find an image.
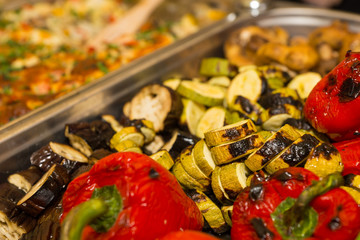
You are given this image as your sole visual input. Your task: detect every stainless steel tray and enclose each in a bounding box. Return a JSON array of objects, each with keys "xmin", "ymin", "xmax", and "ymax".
[{"xmin": 1, "ymin": 5, "xmax": 360, "ymax": 179}]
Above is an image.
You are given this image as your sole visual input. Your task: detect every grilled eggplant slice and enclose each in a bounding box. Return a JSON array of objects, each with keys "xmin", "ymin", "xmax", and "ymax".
[
  {"xmin": 161, "ymin": 130, "xmax": 199, "ymax": 160},
  {"xmin": 124, "ymin": 84, "xmax": 183, "ymax": 132},
  {"xmin": 30, "ymin": 142, "xmax": 88, "ymax": 173},
  {"xmin": 65, "ymin": 120, "xmax": 115, "ymax": 157},
  {"xmin": 187, "ymin": 189, "xmax": 230, "ymax": 234},
  {"xmin": 0, "ymin": 183, "xmax": 35, "ymax": 240},
  {"xmin": 17, "ymin": 164, "xmax": 69, "ymax": 217},
  {"xmin": 8, "ymin": 166, "xmax": 43, "ymax": 193}
]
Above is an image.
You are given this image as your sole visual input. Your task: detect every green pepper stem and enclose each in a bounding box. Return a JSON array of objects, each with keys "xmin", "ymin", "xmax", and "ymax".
[
  {"xmin": 284, "ymin": 172, "xmax": 344, "ymax": 226},
  {"xmin": 60, "ymin": 199, "xmax": 107, "ymax": 240}
]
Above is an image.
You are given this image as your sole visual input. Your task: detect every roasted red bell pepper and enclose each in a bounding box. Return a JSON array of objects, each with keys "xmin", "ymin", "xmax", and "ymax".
[
  {"xmin": 333, "ymin": 137, "xmax": 360, "ymax": 175},
  {"xmin": 60, "ymin": 152, "xmax": 204, "ymax": 240},
  {"xmin": 304, "ymin": 51, "xmax": 360, "ymax": 141},
  {"xmin": 231, "ymin": 167, "xmax": 360, "ymax": 240},
  {"xmin": 159, "ymin": 230, "xmax": 220, "ymax": 240}
]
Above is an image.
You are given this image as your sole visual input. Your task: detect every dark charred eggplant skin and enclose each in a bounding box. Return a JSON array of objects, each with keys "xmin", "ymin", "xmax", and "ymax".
[
  {"xmin": 162, "ymin": 130, "xmax": 199, "ymax": 159},
  {"xmin": 30, "ymin": 142, "xmax": 88, "ymax": 173},
  {"xmin": 65, "ymin": 120, "xmax": 115, "ymax": 152},
  {"xmin": 17, "ymin": 164, "xmax": 69, "ymax": 217},
  {"xmin": 0, "ymin": 182, "xmax": 26, "ymax": 202},
  {"xmin": 8, "ymin": 166, "xmax": 43, "ymax": 192},
  {"xmin": 21, "ymin": 220, "xmax": 60, "ymax": 240}
]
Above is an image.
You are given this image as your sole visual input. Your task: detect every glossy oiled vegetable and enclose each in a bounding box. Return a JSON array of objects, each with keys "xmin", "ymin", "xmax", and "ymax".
[{"xmin": 61, "ymin": 152, "xmax": 203, "ymax": 240}]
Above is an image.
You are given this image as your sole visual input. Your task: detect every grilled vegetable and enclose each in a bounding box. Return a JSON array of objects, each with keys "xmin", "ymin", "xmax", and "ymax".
[
  {"xmin": 180, "ymin": 98, "xmax": 206, "ymax": 136},
  {"xmin": 333, "ymin": 137, "xmax": 360, "ymax": 175},
  {"xmin": 211, "ymin": 133, "xmax": 265, "ymax": 165},
  {"xmin": 344, "ymin": 174, "xmax": 360, "ymax": 189},
  {"xmin": 150, "ymin": 149, "xmax": 174, "ymax": 170},
  {"xmin": 204, "ymin": 119, "xmax": 257, "ymax": 147},
  {"xmin": 264, "ymin": 133, "xmax": 320, "ymax": 175},
  {"xmin": 199, "ymin": 57, "xmax": 234, "ymax": 77},
  {"xmin": 192, "ymin": 139, "xmax": 216, "ymax": 177},
  {"xmin": 17, "ymin": 164, "xmax": 69, "ymax": 217},
  {"xmin": 124, "ymin": 84, "xmax": 183, "ymax": 132},
  {"xmin": 61, "ymin": 152, "xmax": 203, "ymax": 240},
  {"xmin": 229, "ymin": 96, "xmax": 264, "ymax": 124},
  {"xmin": 287, "ymin": 72, "xmax": 322, "ymax": 99},
  {"xmin": 304, "ymin": 142, "xmax": 343, "ymax": 177},
  {"xmin": 159, "ymin": 230, "xmax": 221, "ymax": 240},
  {"xmin": 176, "ymin": 80, "xmax": 225, "ymax": 107},
  {"xmin": 221, "ymin": 205, "xmax": 233, "ymax": 227},
  {"xmin": 196, "ymin": 106, "xmax": 228, "ymax": 139},
  {"xmin": 304, "ymin": 51, "xmax": 360, "ymax": 141},
  {"xmin": 110, "ymin": 126, "xmax": 144, "ymax": 153},
  {"xmin": 65, "ymin": 120, "xmax": 115, "ymax": 157},
  {"xmin": 30, "ymin": 142, "xmax": 88, "ymax": 173},
  {"xmin": 260, "ymin": 104, "xmax": 302, "ymax": 131},
  {"xmin": 172, "ymin": 161, "xmax": 208, "ymax": 192},
  {"xmin": 8, "ymin": 166, "xmax": 43, "ymax": 193},
  {"xmin": 187, "ymin": 189, "xmax": 230, "ymax": 234},
  {"xmin": 245, "ymin": 124, "xmax": 302, "ymax": 172},
  {"xmin": 258, "ymin": 88, "xmax": 302, "ymax": 110},
  {"xmin": 226, "ymin": 68, "xmax": 263, "ymax": 104},
  {"xmin": 162, "ymin": 130, "xmax": 199, "ymax": 160},
  {"xmin": 179, "ymin": 146, "xmax": 211, "ymax": 188}
]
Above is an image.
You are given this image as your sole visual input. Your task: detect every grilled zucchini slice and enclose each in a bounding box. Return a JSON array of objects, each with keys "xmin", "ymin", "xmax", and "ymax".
[
  {"xmin": 196, "ymin": 106, "xmax": 228, "ymax": 138},
  {"xmin": 287, "ymin": 72, "xmax": 322, "ymax": 99},
  {"xmin": 150, "ymin": 150, "xmax": 174, "ymax": 170},
  {"xmin": 192, "ymin": 139, "xmax": 216, "ymax": 177},
  {"xmin": 180, "ymin": 98, "xmax": 206, "ymax": 136},
  {"xmin": 187, "ymin": 189, "xmax": 230, "ymax": 234},
  {"xmin": 221, "ymin": 205, "xmax": 233, "ymax": 227},
  {"xmin": 176, "ymin": 80, "xmax": 225, "ymax": 107},
  {"xmin": 260, "ymin": 104, "xmax": 302, "ymax": 131},
  {"xmin": 245, "ymin": 124, "xmax": 302, "ymax": 172},
  {"xmin": 304, "ymin": 142, "xmax": 343, "ymax": 177},
  {"xmin": 264, "ymin": 133, "xmax": 320, "ymax": 175},
  {"xmin": 172, "ymin": 161, "xmax": 208, "ymax": 192},
  {"xmin": 204, "ymin": 119, "xmax": 257, "ymax": 147},
  {"xmin": 199, "ymin": 57, "xmax": 233, "ymax": 77},
  {"xmin": 211, "ymin": 133, "xmax": 265, "ymax": 165}
]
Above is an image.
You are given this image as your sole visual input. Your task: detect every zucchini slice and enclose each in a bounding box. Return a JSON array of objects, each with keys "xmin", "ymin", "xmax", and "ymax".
[
  {"xmin": 187, "ymin": 189, "xmax": 230, "ymax": 234},
  {"xmin": 101, "ymin": 114, "xmax": 123, "ymax": 132},
  {"xmin": 304, "ymin": 142, "xmax": 344, "ymax": 177},
  {"xmin": 199, "ymin": 57, "xmax": 233, "ymax": 77},
  {"xmin": 180, "ymin": 146, "xmax": 211, "ymax": 188},
  {"xmin": 208, "ymin": 76, "xmax": 231, "ymax": 88},
  {"xmin": 226, "ymin": 68, "xmax": 263, "ymax": 104},
  {"xmin": 163, "ymin": 78, "xmax": 181, "ymax": 90},
  {"xmin": 264, "ymin": 133, "xmax": 320, "ymax": 175},
  {"xmin": 180, "ymin": 98, "xmax": 206, "ymax": 136},
  {"xmin": 171, "ymin": 161, "xmax": 208, "ymax": 192},
  {"xmin": 110, "ymin": 126, "xmax": 144, "ymax": 152},
  {"xmin": 7, "ymin": 166, "xmax": 43, "ymax": 193},
  {"xmin": 245, "ymin": 124, "xmax": 302, "ymax": 172},
  {"xmin": 211, "ymin": 166, "xmax": 232, "ymax": 205},
  {"xmin": 204, "ymin": 119, "xmax": 257, "ymax": 147},
  {"xmin": 344, "ymin": 174, "xmax": 360, "ymax": 189},
  {"xmin": 221, "ymin": 205, "xmax": 233, "ymax": 227},
  {"xmin": 192, "ymin": 139, "xmax": 216, "ymax": 177},
  {"xmin": 176, "ymin": 80, "xmax": 225, "ymax": 107},
  {"xmin": 150, "ymin": 150, "xmax": 174, "ymax": 170},
  {"xmin": 125, "ymin": 84, "xmax": 183, "ymax": 132},
  {"xmin": 260, "ymin": 104, "xmax": 302, "ymax": 131},
  {"xmin": 196, "ymin": 106, "xmax": 228, "ymax": 139},
  {"xmin": 210, "ymin": 133, "xmax": 265, "ymax": 165},
  {"xmin": 161, "ymin": 130, "xmax": 199, "ymax": 160},
  {"xmin": 287, "ymin": 72, "xmax": 322, "ymax": 99},
  {"xmin": 229, "ymin": 95, "xmax": 264, "ymax": 124}
]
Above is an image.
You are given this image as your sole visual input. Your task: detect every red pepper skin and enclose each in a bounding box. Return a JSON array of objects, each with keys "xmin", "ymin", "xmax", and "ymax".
[
  {"xmin": 333, "ymin": 138, "xmax": 360, "ymax": 175},
  {"xmin": 310, "ymin": 188, "xmax": 360, "ymax": 240},
  {"xmin": 231, "ymin": 168, "xmax": 320, "ymax": 240},
  {"xmin": 158, "ymin": 230, "xmax": 220, "ymax": 240},
  {"xmin": 304, "ymin": 51, "xmax": 360, "ymax": 141},
  {"xmin": 61, "ymin": 152, "xmax": 203, "ymax": 240},
  {"xmin": 269, "ymin": 167, "xmax": 319, "ymax": 199}
]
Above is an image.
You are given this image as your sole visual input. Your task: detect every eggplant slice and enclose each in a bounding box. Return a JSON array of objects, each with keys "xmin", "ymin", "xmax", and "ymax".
[
  {"xmin": 17, "ymin": 164, "xmax": 69, "ymax": 217},
  {"xmin": 123, "ymin": 84, "xmax": 183, "ymax": 132},
  {"xmin": 8, "ymin": 166, "xmax": 43, "ymax": 193},
  {"xmin": 65, "ymin": 120, "xmax": 115, "ymax": 157},
  {"xmin": 0, "ymin": 183, "xmax": 35, "ymax": 240},
  {"xmin": 30, "ymin": 142, "xmax": 88, "ymax": 173}
]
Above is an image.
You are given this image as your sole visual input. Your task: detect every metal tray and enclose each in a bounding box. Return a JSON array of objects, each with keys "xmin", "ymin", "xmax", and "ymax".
[{"xmin": 1, "ymin": 5, "xmax": 360, "ymax": 178}]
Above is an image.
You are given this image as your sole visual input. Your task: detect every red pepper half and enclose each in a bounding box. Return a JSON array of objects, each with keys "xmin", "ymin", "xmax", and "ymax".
[
  {"xmin": 60, "ymin": 152, "xmax": 203, "ymax": 240},
  {"xmin": 333, "ymin": 137, "xmax": 360, "ymax": 175},
  {"xmin": 304, "ymin": 51, "xmax": 360, "ymax": 141},
  {"xmin": 231, "ymin": 168, "xmax": 360, "ymax": 240},
  {"xmin": 159, "ymin": 230, "xmax": 220, "ymax": 240}
]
